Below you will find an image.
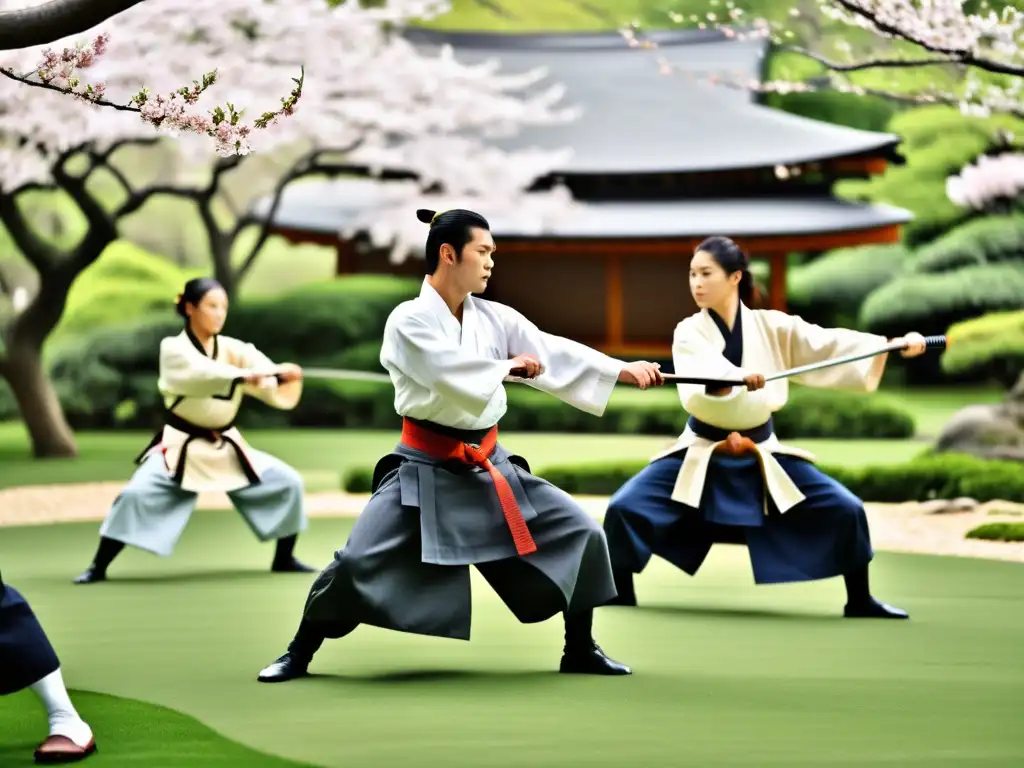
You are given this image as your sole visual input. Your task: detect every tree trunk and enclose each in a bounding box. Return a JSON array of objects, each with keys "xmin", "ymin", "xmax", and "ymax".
[{"xmin": 2, "ymin": 344, "xmax": 77, "ymax": 458}]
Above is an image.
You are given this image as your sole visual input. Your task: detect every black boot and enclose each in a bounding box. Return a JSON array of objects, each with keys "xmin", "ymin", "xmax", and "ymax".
[
  {"xmin": 271, "ymin": 534, "xmax": 315, "ymax": 573},
  {"xmin": 842, "ymin": 564, "xmax": 908, "ymax": 619},
  {"xmin": 606, "ymin": 568, "xmax": 637, "ymax": 606},
  {"xmin": 558, "ymin": 609, "xmax": 631, "ymax": 676},
  {"xmin": 73, "ymin": 537, "xmax": 125, "ymax": 584},
  {"xmin": 257, "ymin": 619, "xmax": 325, "ymax": 683}
]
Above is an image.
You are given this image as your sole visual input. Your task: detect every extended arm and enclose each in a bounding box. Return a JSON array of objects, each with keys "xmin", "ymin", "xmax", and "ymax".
[
  {"xmin": 232, "ymin": 340, "xmax": 302, "ymax": 410},
  {"xmin": 502, "ymin": 307, "xmax": 624, "ymax": 417},
  {"xmin": 781, "ymin": 313, "xmax": 888, "ymax": 392},
  {"xmin": 158, "ymin": 339, "xmax": 250, "ymax": 398},
  {"xmin": 382, "ymin": 312, "xmax": 515, "ymax": 418}
]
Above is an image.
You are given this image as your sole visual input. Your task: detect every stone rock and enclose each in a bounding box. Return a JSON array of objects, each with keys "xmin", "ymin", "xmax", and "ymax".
[{"xmin": 934, "ymin": 372, "xmax": 1024, "ymax": 461}]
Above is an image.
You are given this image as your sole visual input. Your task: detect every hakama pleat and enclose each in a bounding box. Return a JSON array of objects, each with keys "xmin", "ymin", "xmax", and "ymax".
[{"xmin": 603, "ymin": 450, "xmax": 874, "ymax": 584}]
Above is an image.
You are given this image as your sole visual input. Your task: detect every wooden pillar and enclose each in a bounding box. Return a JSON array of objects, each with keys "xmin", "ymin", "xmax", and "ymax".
[
  {"xmin": 606, "ymin": 251, "xmax": 624, "ymax": 349},
  {"xmin": 768, "ymin": 252, "xmax": 787, "ymax": 312},
  {"xmin": 335, "ymin": 240, "xmax": 356, "ymax": 276}
]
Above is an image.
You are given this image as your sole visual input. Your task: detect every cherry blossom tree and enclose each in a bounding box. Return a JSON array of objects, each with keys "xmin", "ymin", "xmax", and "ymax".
[
  {"xmin": 0, "ymin": 0, "xmax": 579, "ymax": 458},
  {"xmin": 631, "ymin": 1, "xmax": 1023, "ymax": 117}
]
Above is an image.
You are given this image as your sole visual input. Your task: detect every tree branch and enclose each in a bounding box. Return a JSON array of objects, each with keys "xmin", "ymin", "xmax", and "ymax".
[
  {"xmin": 0, "ymin": 0, "xmax": 146, "ymax": 52},
  {"xmin": 0, "ymin": 67, "xmax": 141, "ymax": 114},
  {"xmin": 233, "ymin": 143, "xmax": 362, "ymax": 282},
  {"xmin": 0, "ymin": 193, "xmax": 61, "ymax": 275},
  {"xmin": 781, "ymin": 44, "xmax": 960, "ymax": 72},
  {"xmin": 829, "ymin": 0, "xmax": 1024, "ymax": 78}
]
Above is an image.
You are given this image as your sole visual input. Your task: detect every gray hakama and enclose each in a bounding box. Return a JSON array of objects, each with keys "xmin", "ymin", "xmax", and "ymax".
[
  {"xmin": 98, "ymin": 451, "xmax": 307, "ymax": 557},
  {"xmin": 301, "ymin": 424, "xmax": 617, "ymax": 641}
]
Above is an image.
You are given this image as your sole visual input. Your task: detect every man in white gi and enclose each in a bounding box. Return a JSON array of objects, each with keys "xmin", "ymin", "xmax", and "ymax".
[{"xmin": 257, "ymin": 207, "xmax": 664, "ymax": 681}]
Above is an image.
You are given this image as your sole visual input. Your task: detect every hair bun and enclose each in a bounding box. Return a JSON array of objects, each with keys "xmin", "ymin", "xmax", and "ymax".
[{"xmin": 415, "ymin": 209, "xmax": 436, "ymax": 224}]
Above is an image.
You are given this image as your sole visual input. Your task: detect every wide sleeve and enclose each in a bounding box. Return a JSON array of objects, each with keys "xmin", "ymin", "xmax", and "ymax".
[
  {"xmin": 229, "ymin": 339, "xmax": 303, "ymax": 411},
  {"xmin": 158, "ymin": 338, "xmax": 249, "ymax": 398},
  {"xmin": 671, "ymin": 318, "xmax": 750, "ymax": 410},
  {"xmin": 381, "ymin": 312, "xmax": 516, "ymax": 418},
  {"xmin": 501, "ymin": 305, "xmax": 624, "ymax": 417},
  {"xmin": 670, "ymin": 317, "xmax": 785, "ymax": 429},
  {"xmin": 777, "ymin": 312, "xmax": 889, "ymax": 392}
]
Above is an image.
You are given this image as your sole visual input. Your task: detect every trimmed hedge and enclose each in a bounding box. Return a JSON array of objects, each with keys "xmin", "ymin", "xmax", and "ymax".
[
  {"xmin": 835, "ymin": 105, "xmax": 1024, "ymax": 247},
  {"xmin": 859, "ymin": 262, "xmax": 1024, "ymax": 339},
  {"xmin": 965, "ymin": 522, "xmax": 1024, "ymax": 542},
  {"xmin": 348, "ymin": 452, "xmax": 1023, "ymax": 503},
  {"xmin": 907, "ymin": 214, "xmax": 1024, "ymax": 274},
  {"xmin": 941, "ymin": 310, "xmax": 1024, "ymax": 387},
  {"xmin": 787, "ymin": 243, "xmax": 907, "ymax": 328},
  {"xmin": 46, "ymin": 272, "xmax": 918, "ymax": 436}
]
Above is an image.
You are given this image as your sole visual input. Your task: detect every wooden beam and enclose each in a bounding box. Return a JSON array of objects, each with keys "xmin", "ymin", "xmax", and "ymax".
[
  {"xmin": 606, "ymin": 252, "xmax": 624, "ymax": 348},
  {"xmin": 767, "ymin": 252, "xmax": 787, "ymax": 312},
  {"xmin": 335, "ymin": 240, "xmax": 356, "ymax": 275}
]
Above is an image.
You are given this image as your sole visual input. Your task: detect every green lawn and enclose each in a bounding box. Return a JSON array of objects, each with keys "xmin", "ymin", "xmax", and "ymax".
[
  {"xmin": 0, "ymin": 422, "xmax": 927, "ymax": 490},
  {"xmin": 1, "ymin": 515, "xmax": 1022, "ymax": 766}
]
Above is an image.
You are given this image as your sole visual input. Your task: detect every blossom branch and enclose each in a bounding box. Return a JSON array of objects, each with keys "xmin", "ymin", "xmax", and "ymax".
[
  {"xmin": 0, "ymin": 32, "xmax": 306, "ymax": 156},
  {"xmin": 828, "ymin": 0, "xmax": 1024, "ymax": 78},
  {"xmin": 780, "ymin": 44, "xmax": 961, "ymax": 72}
]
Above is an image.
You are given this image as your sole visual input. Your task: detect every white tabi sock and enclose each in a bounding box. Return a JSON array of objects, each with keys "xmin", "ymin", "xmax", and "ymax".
[{"xmin": 28, "ymin": 668, "xmax": 94, "ymax": 748}]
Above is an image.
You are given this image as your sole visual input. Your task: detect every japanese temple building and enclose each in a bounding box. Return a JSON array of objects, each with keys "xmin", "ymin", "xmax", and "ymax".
[{"xmin": 247, "ymin": 28, "xmax": 913, "ymax": 359}]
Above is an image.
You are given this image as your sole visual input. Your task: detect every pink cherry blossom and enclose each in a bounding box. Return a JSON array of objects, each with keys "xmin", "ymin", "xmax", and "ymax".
[
  {"xmin": 946, "ymin": 152, "xmax": 1024, "ymax": 210},
  {"xmin": 0, "ymin": 0, "xmax": 581, "ymax": 257}
]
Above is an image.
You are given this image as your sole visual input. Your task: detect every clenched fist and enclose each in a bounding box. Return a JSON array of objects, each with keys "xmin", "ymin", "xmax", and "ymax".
[
  {"xmin": 509, "ymin": 353, "xmax": 543, "ymax": 379},
  {"xmin": 618, "ymin": 361, "xmax": 664, "ymax": 390}
]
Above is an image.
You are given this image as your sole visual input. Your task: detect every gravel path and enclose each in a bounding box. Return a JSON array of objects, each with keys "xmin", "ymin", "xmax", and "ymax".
[{"xmin": 1, "ymin": 482, "xmax": 1022, "ymax": 564}]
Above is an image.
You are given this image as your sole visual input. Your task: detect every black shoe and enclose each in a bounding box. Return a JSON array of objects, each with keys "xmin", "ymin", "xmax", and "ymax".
[
  {"xmin": 72, "ymin": 567, "xmax": 106, "ymax": 585},
  {"xmin": 257, "ymin": 653, "xmax": 309, "ymax": 683},
  {"xmin": 843, "ymin": 597, "xmax": 909, "ymax": 619},
  {"xmin": 271, "ymin": 557, "xmax": 316, "ymax": 573},
  {"xmin": 559, "ymin": 643, "xmax": 632, "ymax": 676}
]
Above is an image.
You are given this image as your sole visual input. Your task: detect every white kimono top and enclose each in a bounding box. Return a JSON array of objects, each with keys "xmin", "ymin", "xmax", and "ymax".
[
  {"xmin": 379, "ymin": 278, "xmax": 625, "ymax": 431},
  {"xmin": 653, "ymin": 304, "xmax": 888, "ymax": 514},
  {"xmin": 151, "ymin": 330, "xmax": 302, "ymax": 492}
]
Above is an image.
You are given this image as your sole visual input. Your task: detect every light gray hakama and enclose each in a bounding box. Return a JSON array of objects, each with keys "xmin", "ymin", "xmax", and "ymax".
[
  {"xmin": 302, "ymin": 440, "xmax": 616, "ymax": 641},
  {"xmin": 99, "ymin": 452, "xmax": 307, "ymax": 557}
]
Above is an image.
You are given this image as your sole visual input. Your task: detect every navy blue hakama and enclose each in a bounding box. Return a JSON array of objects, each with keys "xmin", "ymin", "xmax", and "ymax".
[
  {"xmin": 0, "ymin": 582, "xmax": 61, "ymax": 695},
  {"xmin": 602, "ymin": 419, "xmax": 874, "ymax": 585}
]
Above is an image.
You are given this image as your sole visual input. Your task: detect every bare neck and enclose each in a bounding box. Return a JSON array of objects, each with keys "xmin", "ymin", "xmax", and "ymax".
[
  {"xmin": 427, "ymin": 273, "xmax": 469, "ymax": 322},
  {"xmin": 188, "ymin": 325, "xmax": 215, "ymax": 353},
  {"xmin": 709, "ymin": 293, "xmax": 740, "ymax": 331}
]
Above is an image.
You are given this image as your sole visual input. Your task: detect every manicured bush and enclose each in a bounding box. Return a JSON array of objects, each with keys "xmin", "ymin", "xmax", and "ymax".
[
  {"xmin": 766, "ymin": 90, "xmax": 896, "ymax": 133},
  {"xmin": 941, "ymin": 310, "xmax": 1024, "ymax": 387},
  {"xmin": 787, "ymin": 243, "xmax": 907, "ymax": 328},
  {"xmin": 49, "ymin": 241, "xmax": 201, "ymax": 348},
  {"xmin": 965, "ymin": 522, "xmax": 1024, "ymax": 542},
  {"xmin": 859, "ymin": 262, "xmax": 1024, "ymax": 339},
  {"xmin": 835, "ymin": 106, "xmax": 1024, "ymax": 246},
  {"xmin": 907, "ymin": 214, "xmax": 1024, "ymax": 274},
  {"xmin": 384, "ymin": 451, "xmax": 1024, "ymax": 503}
]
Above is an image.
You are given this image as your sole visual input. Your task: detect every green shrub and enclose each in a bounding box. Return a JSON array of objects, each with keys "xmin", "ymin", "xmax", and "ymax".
[
  {"xmin": 907, "ymin": 214, "xmax": 1024, "ymax": 274},
  {"xmin": 766, "ymin": 90, "xmax": 896, "ymax": 133},
  {"xmin": 965, "ymin": 522, "xmax": 1024, "ymax": 542},
  {"xmin": 941, "ymin": 310, "xmax": 1024, "ymax": 387},
  {"xmin": 859, "ymin": 262, "xmax": 1024, "ymax": 339},
  {"xmin": 219, "ymin": 275, "xmax": 420, "ymax": 367},
  {"xmin": 788, "ymin": 243, "xmax": 907, "ymax": 327},
  {"xmin": 49, "ymin": 241, "xmax": 201, "ymax": 348},
  {"xmin": 835, "ymin": 106, "xmax": 1024, "ymax": 246},
  {"xmin": 416, "ymin": 452, "xmax": 1024, "ymax": 503}
]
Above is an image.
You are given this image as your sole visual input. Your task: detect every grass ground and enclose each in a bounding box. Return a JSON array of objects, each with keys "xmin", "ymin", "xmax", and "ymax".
[
  {"xmin": 0, "ymin": 423, "xmax": 925, "ymax": 490},
  {"xmin": 1, "ymin": 515, "xmax": 1022, "ymax": 767},
  {"xmin": 0, "ymin": 383, "xmax": 998, "ymax": 489}
]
